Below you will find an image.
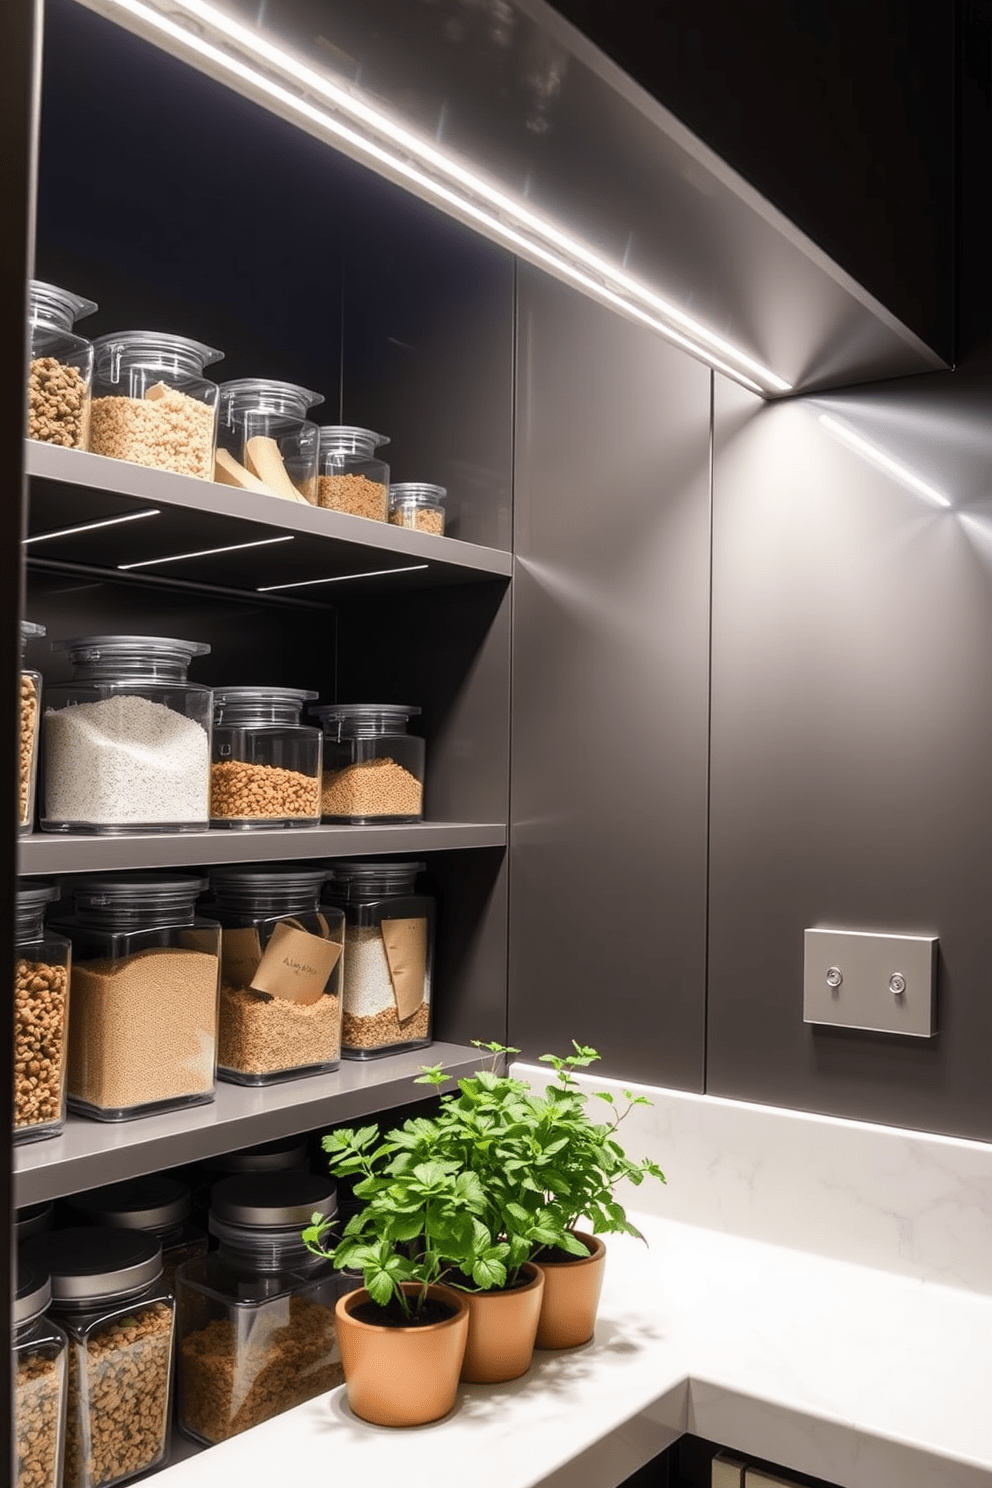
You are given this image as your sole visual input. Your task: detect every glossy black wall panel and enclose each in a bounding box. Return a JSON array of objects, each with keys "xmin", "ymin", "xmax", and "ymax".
[
  {"xmin": 708, "ymin": 366, "xmax": 992, "ymax": 1139},
  {"xmin": 509, "ymin": 265, "xmax": 711, "ymax": 1087}
]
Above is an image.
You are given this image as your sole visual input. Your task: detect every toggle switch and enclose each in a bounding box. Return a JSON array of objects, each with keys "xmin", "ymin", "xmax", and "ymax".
[{"xmin": 803, "ymin": 928, "xmax": 937, "ymax": 1037}]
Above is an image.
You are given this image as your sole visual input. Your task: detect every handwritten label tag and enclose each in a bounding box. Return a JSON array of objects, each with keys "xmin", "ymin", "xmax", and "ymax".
[
  {"xmin": 381, "ymin": 917, "xmax": 427, "ymax": 1020},
  {"xmin": 250, "ymin": 923, "xmax": 343, "ymax": 1005},
  {"xmin": 221, "ymin": 927, "xmax": 263, "ymax": 988}
]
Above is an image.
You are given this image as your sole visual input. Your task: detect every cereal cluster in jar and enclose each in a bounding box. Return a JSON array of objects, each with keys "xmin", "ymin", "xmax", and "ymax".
[{"xmin": 28, "ymin": 357, "xmax": 89, "ymax": 448}]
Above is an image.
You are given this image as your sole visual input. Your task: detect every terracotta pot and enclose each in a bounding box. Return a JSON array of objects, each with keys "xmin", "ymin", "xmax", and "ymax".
[
  {"xmin": 335, "ymin": 1282, "xmax": 469, "ymax": 1426},
  {"xmin": 457, "ymin": 1262, "xmax": 545, "ymax": 1383},
  {"xmin": 533, "ymin": 1230, "xmax": 607, "ymax": 1349}
]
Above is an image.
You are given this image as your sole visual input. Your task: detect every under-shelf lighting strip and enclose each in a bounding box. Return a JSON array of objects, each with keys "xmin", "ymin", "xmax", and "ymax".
[
  {"xmin": 23, "ymin": 508, "xmax": 161, "ymax": 544},
  {"xmin": 118, "ymin": 534, "xmax": 294, "ymax": 569},
  {"xmin": 96, "ymin": 0, "xmax": 790, "ymax": 398},
  {"xmin": 257, "ymin": 563, "xmax": 429, "ymax": 592}
]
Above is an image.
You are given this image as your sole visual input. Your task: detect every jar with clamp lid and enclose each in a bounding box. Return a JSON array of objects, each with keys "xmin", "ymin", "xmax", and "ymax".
[
  {"xmin": 42, "ymin": 634, "xmax": 212, "ymax": 834},
  {"xmin": 24, "ymin": 1228, "xmax": 176, "ymax": 1488},
  {"xmin": 209, "ymin": 866, "xmax": 344, "ymax": 1084},
  {"xmin": 389, "ymin": 481, "xmax": 447, "ymax": 535},
  {"xmin": 14, "ymin": 1257, "xmax": 68, "ymax": 1488},
  {"xmin": 53, "ymin": 874, "xmax": 220, "ymax": 1121},
  {"xmin": 89, "ymin": 331, "xmax": 222, "ymax": 478},
  {"xmin": 216, "ymin": 377, "xmax": 323, "ymax": 504},
  {"xmin": 69, "ymin": 1177, "xmax": 208, "ymax": 1292},
  {"xmin": 176, "ymin": 1173, "xmax": 343, "ymax": 1445},
  {"xmin": 316, "ymin": 425, "xmax": 390, "ymax": 520},
  {"xmin": 14, "ymin": 880, "xmax": 71, "ymax": 1144},
  {"xmin": 210, "ymin": 686, "xmax": 322, "ymax": 829},
  {"xmin": 322, "ymin": 860, "xmax": 434, "ymax": 1058},
  {"xmin": 312, "ymin": 703, "xmax": 425, "ymax": 823},
  {"xmin": 27, "ymin": 278, "xmax": 96, "ymax": 449},
  {"xmin": 20, "ymin": 619, "xmax": 46, "ymax": 835}
]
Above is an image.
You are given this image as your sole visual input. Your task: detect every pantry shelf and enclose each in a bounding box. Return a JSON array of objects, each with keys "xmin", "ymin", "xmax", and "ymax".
[
  {"xmin": 14, "ymin": 1041, "xmax": 485, "ymax": 1205},
  {"xmin": 17, "ymin": 822, "xmax": 507, "ymax": 876},
  {"xmin": 25, "ymin": 442, "xmax": 513, "ymax": 594}
]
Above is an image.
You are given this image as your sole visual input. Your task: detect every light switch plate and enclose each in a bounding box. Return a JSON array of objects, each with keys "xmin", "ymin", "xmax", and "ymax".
[{"xmin": 804, "ymin": 928, "xmax": 937, "ymax": 1037}]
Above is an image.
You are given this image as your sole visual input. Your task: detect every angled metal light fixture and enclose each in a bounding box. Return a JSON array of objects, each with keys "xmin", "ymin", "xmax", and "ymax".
[{"xmin": 95, "ymin": 0, "xmax": 790, "ymax": 397}]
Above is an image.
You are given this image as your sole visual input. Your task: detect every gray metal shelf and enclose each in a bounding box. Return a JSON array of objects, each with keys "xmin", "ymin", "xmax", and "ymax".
[
  {"xmin": 14, "ymin": 1042, "xmax": 484, "ymax": 1204},
  {"xmin": 17, "ymin": 822, "xmax": 506, "ymax": 876},
  {"xmin": 25, "ymin": 442, "xmax": 513, "ymax": 594}
]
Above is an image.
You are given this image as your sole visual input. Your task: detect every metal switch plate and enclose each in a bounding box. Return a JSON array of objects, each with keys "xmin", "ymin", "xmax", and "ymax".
[{"xmin": 804, "ymin": 928, "xmax": 937, "ymax": 1037}]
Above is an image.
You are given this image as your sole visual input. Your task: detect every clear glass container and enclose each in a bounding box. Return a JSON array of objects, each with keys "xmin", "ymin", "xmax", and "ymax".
[
  {"xmin": 20, "ymin": 620, "xmax": 46, "ymax": 835},
  {"xmin": 209, "ymin": 867, "xmax": 343, "ymax": 1085},
  {"xmin": 216, "ymin": 378, "xmax": 323, "ymax": 505},
  {"xmin": 14, "ymin": 881, "xmax": 71, "ymax": 1144},
  {"xmin": 14, "ymin": 1260, "xmax": 68, "ymax": 1488},
  {"xmin": 312, "ymin": 703, "xmax": 425, "ymax": 823},
  {"xmin": 27, "ymin": 278, "xmax": 96, "ymax": 449},
  {"xmin": 89, "ymin": 331, "xmax": 222, "ymax": 479},
  {"xmin": 25, "ymin": 1228, "xmax": 175, "ymax": 1488},
  {"xmin": 315, "ymin": 425, "xmax": 390, "ymax": 520},
  {"xmin": 322, "ymin": 860, "xmax": 434, "ymax": 1058},
  {"xmin": 42, "ymin": 635, "xmax": 212, "ymax": 834},
  {"xmin": 389, "ymin": 481, "xmax": 447, "ymax": 536},
  {"xmin": 176, "ymin": 1173, "xmax": 343, "ymax": 1445},
  {"xmin": 69, "ymin": 1178, "xmax": 208, "ymax": 1292},
  {"xmin": 211, "ymin": 687, "xmax": 322, "ymax": 829},
  {"xmin": 54, "ymin": 875, "xmax": 220, "ymax": 1121}
]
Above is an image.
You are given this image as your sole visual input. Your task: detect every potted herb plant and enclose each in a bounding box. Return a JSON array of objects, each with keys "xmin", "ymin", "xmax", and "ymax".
[{"xmin": 303, "ymin": 1134, "xmax": 479, "ymax": 1426}]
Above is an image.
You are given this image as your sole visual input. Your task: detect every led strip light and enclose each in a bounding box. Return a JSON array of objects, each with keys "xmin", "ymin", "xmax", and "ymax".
[
  {"xmin": 95, "ymin": 0, "xmax": 790, "ymax": 397},
  {"xmin": 819, "ymin": 416, "xmax": 950, "ymax": 509}
]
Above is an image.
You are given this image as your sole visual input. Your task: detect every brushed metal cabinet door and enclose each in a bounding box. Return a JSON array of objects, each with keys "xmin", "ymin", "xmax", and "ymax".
[
  {"xmin": 707, "ymin": 367, "xmax": 992, "ymax": 1139},
  {"xmin": 509, "ymin": 264, "xmax": 712, "ymax": 1089}
]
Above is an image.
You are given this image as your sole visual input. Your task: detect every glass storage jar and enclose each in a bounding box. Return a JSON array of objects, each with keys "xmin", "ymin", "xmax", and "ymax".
[
  {"xmin": 14, "ymin": 881, "xmax": 71, "ymax": 1144},
  {"xmin": 322, "ymin": 860, "xmax": 434, "ymax": 1058},
  {"xmin": 42, "ymin": 634, "xmax": 212, "ymax": 834},
  {"xmin": 27, "ymin": 278, "xmax": 97, "ymax": 449},
  {"xmin": 312, "ymin": 703, "xmax": 425, "ymax": 823},
  {"xmin": 216, "ymin": 378, "xmax": 323, "ymax": 504},
  {"xmin": 176, "ymin": 1173, "xmax": 343, "ymax": 1445},
  {"xmin": 389, "ymin": 481, "xmax": 447, "ymax": 535},
  {"xmin": 89, "ymin": 331, "xmax": 222, "ymax": 479},
  {"xmin": 54, "ymin": 874, "xmax": 220, "ymax": 1121},
  {"xmin": 315, "ymin": 425, "xmax": 390, "ymax": 520},
  {"xmin": 210, "ymin": 687, "xmax": 322, "ymax": 829},
  {"xmin": 25, "ymin": 1228, "xmax": 175, "ymax": 1488},
  {"xmin": 182, "ymin": 1136, "xmax": 311, "ymax": 1234},
  {"xmin": 20, "ymin": 619, "xmax": 46, "ymax": 835},
  {"xmin": 14, "ymin": 1259, "xmax": 69, "ymax": 1488},
  {"xmin": 209, "ymin": 866, "xmax": 343, "ymax": 1085},
  {"xmin": 69, "ymin": 1178, "xmax": 208, "ymax": 1291}
]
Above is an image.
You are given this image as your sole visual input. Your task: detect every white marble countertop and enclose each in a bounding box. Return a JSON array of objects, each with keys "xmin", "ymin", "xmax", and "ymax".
[{"xmin": 152, "ymin": 1213, "xmax": 992, "ymax": 1488}]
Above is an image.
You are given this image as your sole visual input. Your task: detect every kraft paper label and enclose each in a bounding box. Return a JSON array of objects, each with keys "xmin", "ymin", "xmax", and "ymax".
[
  {"xmin": 221, "ymin": 927, "xmax": 263, "ymax": 988},
  {"xmin": 250, "ymin": 923, "xmax": 342, "ymax": 1005},
  {"xmin": 381, "ymin": 917, "xmax": 427, "ymax": 1020}
]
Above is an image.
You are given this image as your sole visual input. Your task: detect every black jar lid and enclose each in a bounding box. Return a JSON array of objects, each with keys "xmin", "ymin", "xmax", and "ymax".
[
  {"xmin": 25, "ymin": 1228, "xmax": 163, "ymax": 1304},
  {"xmin": 208, "ymin": 1136, "xmax": 309, "ymax": 1174},
  {"xmin": 16, "ymin": 880, "xmax": 60, "ymax": 913},
  {"xmin": 210, "ymin": 1173, "xmax": 337, "ymax": 1229},
  {"xmin": 15, "ymin": 1257, "xmax": 52, "ymax": 1326},
  {"xmin": 15, "ymin": 1202, "xmax": 54, "ymax": 1242},
  {"xmin": 67, "ymin": 873, "xmax": 206, "ymax": 913},
  {"xmin": 71, "ymin": 1176, "xmax": 191, "ymax": 1232}
]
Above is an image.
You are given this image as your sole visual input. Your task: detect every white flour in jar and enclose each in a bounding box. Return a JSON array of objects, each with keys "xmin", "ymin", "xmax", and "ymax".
[{"xmin": 44, "ymin": 694, "xmax": 209, "ymax": 825}]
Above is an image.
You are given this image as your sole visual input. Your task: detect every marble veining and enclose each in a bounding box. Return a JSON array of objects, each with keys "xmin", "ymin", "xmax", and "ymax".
[{"xmin": 510, "ymin": 1062, "xmax": 992, "ymax": 1294}]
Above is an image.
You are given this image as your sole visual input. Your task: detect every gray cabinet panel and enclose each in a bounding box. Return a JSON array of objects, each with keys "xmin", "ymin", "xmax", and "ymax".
[
  {"xmin": 509, "ymin": 265, "xmax": 711, "ymax": 1088},
  {"xmin": 708, "ymin": 367, "xmax": 992, "ymax": 1139}
]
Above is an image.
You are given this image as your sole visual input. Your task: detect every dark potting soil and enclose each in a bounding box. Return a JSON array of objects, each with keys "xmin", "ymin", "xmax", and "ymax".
[{"xmin": 351, "ymin": 1296, "xmax": 457, "ymax": 1328}]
